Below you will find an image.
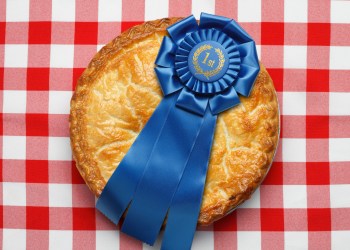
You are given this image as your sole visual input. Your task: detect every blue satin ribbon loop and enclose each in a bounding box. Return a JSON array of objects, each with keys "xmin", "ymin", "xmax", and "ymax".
[
  {"xmin": 237, "ymin": 41, "xmax": 260, "ymax": 68},
  {"xmin": 155, "ymin": 36, "xmax": 176, "ymax": 67},
  {"xmin": 154, "ymin": 67, "xmax": 183, "ymax": 95},
  {"xmin": 199, "ymin": 12, "xmax": 230, "ymax": 30},
  {"xmin": 167, "ymin": 15, "xmax": 198, "ymax": 45},
  {"xmin": 209, "ymin": 86, "xmax": 240, "ymax": 115},
  {"xmin": 176, "ymin": 88, "xmax": 208, "ymax": 116},
  {"xmin": 233, "ymin": 64, "xmax": 260, "ymax": 96},
  {"xmin": 96, "ymin": 13, "xmax": 260, "ymax": 249},
  {"xmin": 222, "ymin": 19, "xmax": 253, "ymax": 44}
]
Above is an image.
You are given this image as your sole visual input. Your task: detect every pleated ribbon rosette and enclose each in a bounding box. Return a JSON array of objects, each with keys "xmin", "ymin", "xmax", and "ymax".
[{"xmin": 96, "ymin": 13, "xmax": 260, "ymax": 250}]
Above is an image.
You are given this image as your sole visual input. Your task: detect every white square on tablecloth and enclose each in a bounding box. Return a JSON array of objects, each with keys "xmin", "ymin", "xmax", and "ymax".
[
  {"xmin": 285, "ymin": 232, "xmax": 308, "ymax": 250},
  {"xmin": 98, "ymin": 0, "xmax": 122, "ymax": 22},
  {"xmin": 96, "ymin": 231, "xmax": 120, "ymax": 250},
  {"xmin": 255, "ymin": 45, "xmax": 261, "ymax": 60},
  {"xmin": 3, "ymin": 182, "xmax": 26, "ymax": 206},
  {"xmin": 49, "ymin": 91, "xmax": 72, "ymax": 115},
  {"xmin": 284, "ymin": 0, "xmax": 307, "ymax": 23},
  {"xmin": 283, "ymin": 92, "xmax": 306, "ymax": 115},
  {"xmin": 330, "ymin": 184, "xmax": 350, "ymax": 208},
  {"xmin": 331, "ymin": 1, "xmax": 350, "ymax": 24},
  {"xmin": 6, "ymin": 0, "xmax": 29, "ymax": 22},
  {"xmin": 192, "ymin": 0, "xmax": 215, "ymax": 20},
  {"xmin": 284, "ymin": 46, "xmax": 307, "ymax": 69},
  {"xmin": 330, "ymin": 93, "xmax": 350, "ymax": 116},
  {"xmin": 330, "ymin": 47, "xmax": 350, "ymax": 70},
  {"xmin": 97, "ymin": 44, "xmax": 105, "ymax": 52},
  {"xmin": 145, "ymin": 0, "xmax": 169, "ymax": 21},
  {"xmin": 48, "ymin": 137, "xmax": 72, "ymax": 161},
  {"xmin": 332, "ymin": 231, "xmax": 350, "ymax": 250},
  {"xmin": 52, "ymin": 0, "xmax": 75, "ymax": 22},
  {"xmin": 239, "ymin": 187, "xmax": 261, "ymax": 209},
  {"xmin": 238, "ymin": 0, "xmax": 261, "ymax": 22},
  {"xmin": 329, "ymin": 138, "xmax": 350, "ymax": 162},
  {"xmin": 330, "ymin": 92, "xmax": 350, "ymax": 116},
  {"xmin": 3, "ymin": 229, "xmax": 26, "ymax": 250},
  {"xmin": 3, "ymin": 136, "xmax": 26, "ymax": 160},
  {"xmin": 5, "ymin": 45, "xmax": 28, "ymax": 68},
  {"xmin": 3, "ymin": 90, "xmax": 27, "ymax": 114},
  {"xmin": 283, "ymin": 185, "xmax": 307, "ymax": 208},
  {"xmin": 50, "ymin": 45, "xmax": 74, "ymax": 68},
  {"xmin": 192, "ymin": 231, "xmax": 214, "ymax": 250},
  {"xmin": 282, "ymin": 138, "xmax": 306, "ymax": 162},
  {"xmin": 49, "ymin": 183, "xmax": 72, "ymax": 207},
  {"xmin": 49, "ymin": 230, "xmax": 73, "ymax": 250},
  {"xmin": 237, "ymin": 231, "xmax": 261, "ymax": 250}
]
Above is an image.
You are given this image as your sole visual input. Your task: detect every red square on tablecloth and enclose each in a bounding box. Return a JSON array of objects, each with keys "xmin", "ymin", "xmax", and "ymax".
[
  {"xmin": 0, "ymin": 22, "xmax": 6, "ymax": 44},
  {"xmin": 73, "ymin": 208, "xmax": 96, "ymax": 230},
  {"xmin": 261, "ymin": 209, "xmax": 284, "ymax": 231},
  {"xmin": 26, "ymin": 206, "xmax": 49, "ymax": 229},
  {"xmin": 27, "ymin": 68, "xmax": 50, "ymax": 91},
  {"xmin": 306, "ymin": 162, "xmax": 330, "ymax": 185},
  {"xmin": 74, "ymin": 22, "xmax": 98, "ymax": 45},
  {"xmin": 73, "ymin": 68, "xmax": 85, "ymax": 90},
  {"xmin": 121, "ymin": 21, "xmax": 143, "ymax": 32},
  {"xmin": 213, "ymin": 211, "xmax": 237, "ymax": 231},
  {"xmin": 262, "ymin": 162, "xmax": 283, "ymax": 185},
  {"xmin": 307, "ymin": 69, "xmax": 329, "ymax": 92},
  {"xmin": 308, "ymin": 208, "xmax": 331, "ymax": 231},
  {"xmin": 306, "ymin": 116, "xmax": 329, "ymax": 138},
  {"xmin": 71, "ymin": 161, "xmax": 85, "ymax": 184},
  {"xmin": 29, "ymin": 22, "xmax": 51, "ymax": 44},
  {"xmin": 26, "ymin": 160, "xmax": 49, "ymax": 183},
  {"xmin": 267, "ymin": 68, "xmax": 283, "ymax": 92},
  {"xmin": 308, "ymin": 23, "xmax": 330, "ymax": 46},
  {"xmin": 26, "ymin": 114, "xmax": 49, "ymax": 136},
  {"xmin": 261, "ymin": 22, "xmax": 284, "ymax": 45}
]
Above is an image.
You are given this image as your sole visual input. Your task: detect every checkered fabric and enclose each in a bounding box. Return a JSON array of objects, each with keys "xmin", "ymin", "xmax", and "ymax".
[{"xmin": 1, "ymin": 0, "xmax": 350, "ymax": 249}]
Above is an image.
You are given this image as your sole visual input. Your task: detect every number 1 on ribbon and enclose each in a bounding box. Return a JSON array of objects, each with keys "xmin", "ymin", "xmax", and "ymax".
[{"xmin": 202, "ymin": 52, "xmax": 210, "ymax": 64}]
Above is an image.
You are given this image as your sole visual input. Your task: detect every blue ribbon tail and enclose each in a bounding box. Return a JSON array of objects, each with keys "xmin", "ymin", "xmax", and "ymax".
[
  {"xmin": 96, "ymin": 93, "xmax": 178, "ymax": 225},
  {"xmin": 121, "ymin": 95, "xmax": 210, "ymax": 245},
  {"xmin": 161, "ymin": 108, "xmax": 217, "ymax": 250}
]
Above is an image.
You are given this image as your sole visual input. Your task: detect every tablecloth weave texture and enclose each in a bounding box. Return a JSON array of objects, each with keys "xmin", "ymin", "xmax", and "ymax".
[{"xmin": 1, "ymin": 0, "xmax": 350, "ymax": 249}]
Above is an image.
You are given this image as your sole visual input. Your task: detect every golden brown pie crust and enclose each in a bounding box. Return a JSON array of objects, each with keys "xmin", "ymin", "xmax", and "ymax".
[{"xmin": 70, "ymin": 17, "xmax": 280, "ymax": 226}]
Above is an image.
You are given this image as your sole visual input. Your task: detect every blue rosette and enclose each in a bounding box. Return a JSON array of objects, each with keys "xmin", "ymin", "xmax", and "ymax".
[{"xmin": 96, "ymin": 13, "xmax": 260, "ymax": 250}]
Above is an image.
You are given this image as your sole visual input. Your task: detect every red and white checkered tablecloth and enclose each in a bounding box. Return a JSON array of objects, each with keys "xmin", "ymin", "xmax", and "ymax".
[{"xmin": 1, "ymin": 0, "xmax": 350, "ymax": 249}]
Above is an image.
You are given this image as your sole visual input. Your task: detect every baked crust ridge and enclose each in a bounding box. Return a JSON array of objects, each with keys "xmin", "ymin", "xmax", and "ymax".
[{"xmin": 70, "ymin": 17, "xmax": 280, "ymax": 226}]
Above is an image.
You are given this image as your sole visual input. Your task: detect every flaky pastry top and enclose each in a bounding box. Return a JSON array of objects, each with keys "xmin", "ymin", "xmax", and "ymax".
[{"xmin": 70, "ymin": 18, "xmax": 279, "ymax": 225}]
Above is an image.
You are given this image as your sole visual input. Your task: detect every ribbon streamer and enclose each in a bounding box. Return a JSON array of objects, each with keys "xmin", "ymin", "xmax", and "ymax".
[{"xmin": 97, "ymin": 13, "xmax": 260, "ymax": 250}]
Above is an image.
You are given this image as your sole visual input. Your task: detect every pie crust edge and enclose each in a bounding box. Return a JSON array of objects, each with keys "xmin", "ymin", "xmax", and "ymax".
[{"xmin": 70, "ymin": 17, "xmax": 280, "ymax": 226}]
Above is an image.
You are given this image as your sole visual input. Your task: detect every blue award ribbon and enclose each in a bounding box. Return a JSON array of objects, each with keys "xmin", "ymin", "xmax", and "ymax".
[{"xmin": 96, "ymin": 13, "xmax": 260, "ymax": 250}]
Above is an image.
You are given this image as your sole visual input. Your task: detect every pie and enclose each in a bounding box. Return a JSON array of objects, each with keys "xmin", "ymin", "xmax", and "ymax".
[{"xmin": 70, "ymin": 17, "xmax": 280, "ymax": 226}]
